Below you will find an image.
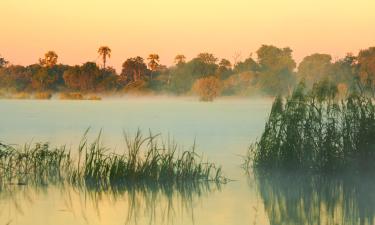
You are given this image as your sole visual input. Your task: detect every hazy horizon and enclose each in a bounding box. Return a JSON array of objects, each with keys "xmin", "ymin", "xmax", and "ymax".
[{"xmin": 1, "ymin": 0, "xmax": 375, "ymax": 71}]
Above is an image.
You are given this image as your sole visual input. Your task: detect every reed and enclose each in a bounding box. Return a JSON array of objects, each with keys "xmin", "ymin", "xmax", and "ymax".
[
  {"xmin": 245, "ymin": 80, "xmax": 375, "ymax": 173},
  {"xmin": 0, "ymin": 130, "xmax": 225, "ymax": 188}
]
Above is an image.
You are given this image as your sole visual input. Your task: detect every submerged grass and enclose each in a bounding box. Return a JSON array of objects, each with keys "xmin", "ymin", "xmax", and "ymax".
[
  {"xmin": 245, "ymin": 80, "xmax": 375, "ymax": 173},
  {"xmin": 0, "ymin": 130, "xmax": 225, "ymax": 189}
]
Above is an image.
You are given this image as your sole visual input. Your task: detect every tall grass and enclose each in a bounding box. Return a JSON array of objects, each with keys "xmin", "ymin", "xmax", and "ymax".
[
  {"xmin": 0, "ymin": 130, "xmax": 225, "ymax": 188},
  {"xmin": 245, "ymin": 81, "xmax": 375, "ymax": 173}
]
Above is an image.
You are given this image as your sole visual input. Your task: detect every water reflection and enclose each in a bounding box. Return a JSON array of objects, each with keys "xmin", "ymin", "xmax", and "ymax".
[
  {"xmin": 0, "ymin": 180, "xmax": 221, "ymax": 225},
  {"xmin": 255, "ymin": 172, "xmax": 375, "ymax": 225}
]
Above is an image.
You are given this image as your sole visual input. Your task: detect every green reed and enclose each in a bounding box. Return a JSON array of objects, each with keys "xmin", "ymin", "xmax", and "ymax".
[
  {"xmin": 0, "ymin": 130, "xmax": 225, "ymax": 188},
  {"xmin": 245, "ymin": 80, "xmax": 375, "ymax": 173}
]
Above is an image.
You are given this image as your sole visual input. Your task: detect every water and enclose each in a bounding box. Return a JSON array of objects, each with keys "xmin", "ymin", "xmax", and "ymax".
[{"xmin": 0, "ymin": 98, "xmax": 374, "ymax": 225}]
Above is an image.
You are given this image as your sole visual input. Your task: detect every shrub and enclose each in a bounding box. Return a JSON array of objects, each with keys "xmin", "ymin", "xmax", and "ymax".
[{"xmin": 193, "ymin": 76, "xmax": 222, "ymax": 101}]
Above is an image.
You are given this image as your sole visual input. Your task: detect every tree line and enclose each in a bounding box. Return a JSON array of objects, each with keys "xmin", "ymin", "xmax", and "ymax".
[{"xmin": 0, "ymin": 45, "xmax": 374, "ymax": 99}]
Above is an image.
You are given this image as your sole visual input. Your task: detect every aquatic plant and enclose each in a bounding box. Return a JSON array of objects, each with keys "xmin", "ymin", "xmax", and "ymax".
[
  {"xmin": 245, "ymin": 80, "xmax": 375, "ymax": 173},
  {"xmin": 0, "ymin": 130, "xmax": 225, "ymax": 188}
]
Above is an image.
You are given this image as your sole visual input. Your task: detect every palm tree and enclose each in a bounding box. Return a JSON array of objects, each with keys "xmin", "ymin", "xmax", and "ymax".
[
  {"xmin": 98, "ymin": 46, "xmax": 111, "ymax": 69},
  {"xmin": 147, "ymin": 54, "xmax": 160, "ymax": 79}
]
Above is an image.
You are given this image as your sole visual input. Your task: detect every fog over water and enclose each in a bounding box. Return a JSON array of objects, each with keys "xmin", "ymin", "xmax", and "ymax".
[{"xmin": 1, "ymin": 98, "xmax": 374, "ymax": 225}]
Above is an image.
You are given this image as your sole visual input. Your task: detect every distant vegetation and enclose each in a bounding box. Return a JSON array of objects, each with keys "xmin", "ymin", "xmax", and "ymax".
[
  {"xmin": 1, "ymin": 45, "xmax": 375, "ymax": 101},
  {"xmin": 245, "ymin": 81, "xmax": 375, "ymax": 173},
  {"xmin": 0, "ymin": 130, "xmax": 225, "ymax": 188}
]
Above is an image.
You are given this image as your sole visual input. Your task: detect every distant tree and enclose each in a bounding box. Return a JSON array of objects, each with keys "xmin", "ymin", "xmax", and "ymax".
[
  {"xmin": 121, "ymin": 57, "xmax": 149, "ymax": 83},
  {"xmin": 219, "ymin": 59, "xmax": 231, "ymax": 70},
  {"xmin": 298, "ymin": 53, "xmax": 333, "ymax": 86},
  {"xmin": 39, "ymin": 51, "xmax": 58, "ymax": 67},
  {"xmin": 0, "ymin": 65, "xmax": 32, "ymax": 91},
  {"xmin": 197, "ymin": 53, "xmax": 218, "ymax": 64},
  {"xmin": 217, "ymin": 58, "xmax": 233, "ymax": 79},
  {"xmin": 31, "ymin": 67, "xmax": 57, "ymax": 91},
  {"xmin": 147, "ymin": 54, "xmax": 160, "ymax": 79},
  {"xmin": 174, "ymin": 54, "xmax": 186, "ymax": 65},
  {"xmin": 193, "ymin": 76, "xmax": 222, "ymax": 101},
  {"xmin": 98, "ymin": 46, "xmax": 111, "ymax": 69},
  {"xmin": 78, "ymin": 62, "xmax": 100, "ymax": 91},
  {"xmin": 233, "ymin": 56, "xmax": 259, "ymax": 74},
  {"xmin": 63, "ymin": 66, "xmax": 81, "ymax": 90},
  {"xmin": 0, "ymin": 55, "xmax": 9, "ymax": 68},
  {"xmin": 330, "ymin": 53, "xmax": 358, "ymax": 89},
  {"xmin": 256, "ymin": 45, "xmax": 296, "ymax": 95},
  {"xmin": 357, "ymin": 47, "xmax": 375, "ymax": 89},
  {"xmin": 63, "ymin": 62, "xmax": 101, "ymax": 91}
]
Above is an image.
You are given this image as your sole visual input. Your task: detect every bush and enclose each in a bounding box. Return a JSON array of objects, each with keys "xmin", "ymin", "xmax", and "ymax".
[{"xmin": 192, "ymin": 76, "xmax": 222, "ymax": 101}]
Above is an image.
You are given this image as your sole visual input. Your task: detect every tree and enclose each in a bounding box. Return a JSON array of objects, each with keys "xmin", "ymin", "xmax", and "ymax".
[
  {"xmin": 357, "ymin": 47, "xmax": 375, "ymax": 89},
  {"xmin": 217, "ymin": 58, "xmax": 233, "ymax": 79},
  {"xmin": 121, "ymin": 57, "xmax": 149, "ymax": 83},
  {"xmin": 219, "ymin": 59, "xmax": 231, "ymax": 70},
  {"xmin": 256, "ymin": 45, "xmax": 296, "ymax": 95},
  {"xmin": 197, "ymin": 53, "xmax": 217, "ymax": 64},
  {"xmin": 174, "ymin": 54, "xmax": 186, "ymax": 65},
  {"xmin": 39, "ymin": 51, "xmax": 58, "ymax": 67},
  {"xmin": 98, "ymin": 46, "xmax": 111, "ymax": 69},
  {"xmin": 233, "ymin": 56, "xmax": 259, "ymax": 74},
  {"xmin": 31, "ymin": 67, "xmax": 57, "ymax": 91},
  {"xmin": 298, "ymin": 53, "xmax": 333, "ymax": 86},
  {"xmin": 0, "ymin": 55, "xmax": 8, "ymax": 68},
  {"xmin": 193, "ymin": 76, "xmax": 222, "ymax": 101},
  {"xmin": 147, "ymin": 54, "xmax": 160, "ymax": 79}
]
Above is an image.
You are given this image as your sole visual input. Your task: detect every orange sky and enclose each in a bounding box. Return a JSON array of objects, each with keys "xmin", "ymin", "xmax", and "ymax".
[{"xmin": 1, "ymin": 0, "xmax": 374, "ymax": 71}]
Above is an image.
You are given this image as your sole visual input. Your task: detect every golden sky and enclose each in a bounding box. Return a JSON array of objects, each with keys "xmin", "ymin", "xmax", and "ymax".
[{"xmin": 1, "ymin": 0, "xmax": 374, "ymax": 70}]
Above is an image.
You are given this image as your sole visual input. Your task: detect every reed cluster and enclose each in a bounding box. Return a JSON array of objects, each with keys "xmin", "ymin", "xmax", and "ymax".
[
  {"xmin": 0, "ymin": 131, "xmax": 225, "ymax": 188},
  {"xmin": 245, "ymin": 81, "xmax": 375, "ymax": 172}
]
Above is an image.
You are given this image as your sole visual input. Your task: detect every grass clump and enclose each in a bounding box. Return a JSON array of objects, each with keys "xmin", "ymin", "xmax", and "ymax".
[
  {"xmin": 87, "ymin": 95, "xmax": 102, "ymax": 100},
  {"xmin": 0, "ymin": 130, "xmax": 225, "ymax": 188},
  {"xmin": 59, "ymin": 92, "xmax": 84, "ymax": 100},
  {"xmin": 11, "ymin": 92, "xmax": 30, "ymax": 99},
  {"xmin": 245, "ymin": 80, "xmax": 375, "ymax": 173},
  {"xmin": 34, "ymin": 92, "xmax": 52, "ymax": 99}
]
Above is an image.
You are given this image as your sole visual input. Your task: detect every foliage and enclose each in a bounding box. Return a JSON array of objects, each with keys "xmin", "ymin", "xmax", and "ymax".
[
  {"xmin": 39, "ymin": 51, "xmax": 58, "ymax": 67},
  {"xmin": 2, "ymin": 46, "xmax": 375, "ymax": 99},
  {"xmin": 193, "ymin": 76, "xmax": 222, "ymax": 101}
]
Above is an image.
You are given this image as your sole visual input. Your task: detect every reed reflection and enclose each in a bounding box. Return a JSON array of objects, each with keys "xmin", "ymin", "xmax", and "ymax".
[{"xmin": 254, "ymin": 172, "xmax": 375, "ymax": 225}]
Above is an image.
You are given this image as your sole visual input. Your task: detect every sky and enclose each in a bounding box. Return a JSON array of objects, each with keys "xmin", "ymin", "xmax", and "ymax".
[{"xmin": 1, "ymin": 0, "xmax": 374, "ymax": 71}]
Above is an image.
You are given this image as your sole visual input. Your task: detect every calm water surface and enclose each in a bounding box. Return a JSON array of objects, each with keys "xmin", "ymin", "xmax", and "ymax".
[{"xmin": 0, "ymin": 98, "xmax": 374, "ymax": 225}]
